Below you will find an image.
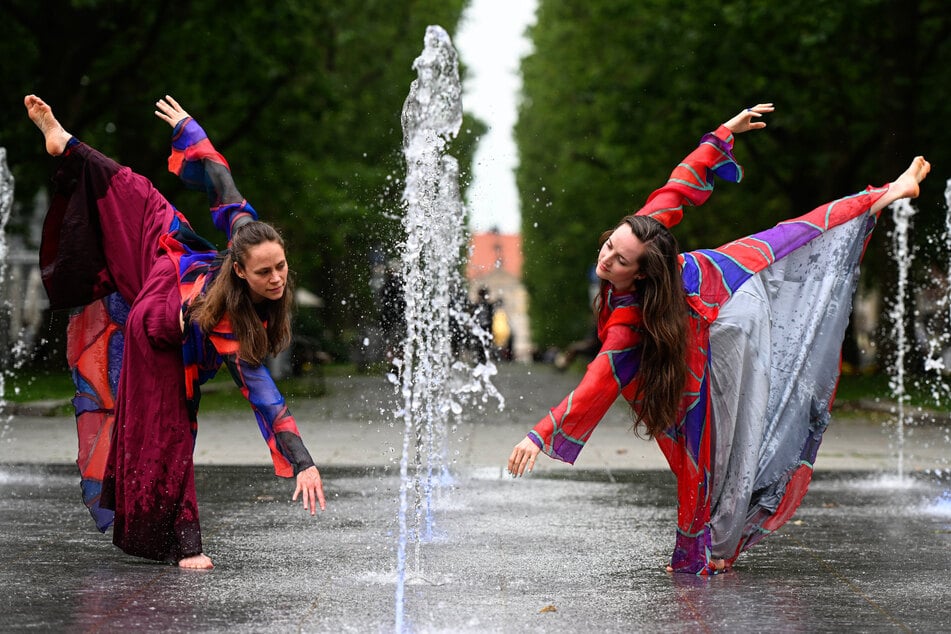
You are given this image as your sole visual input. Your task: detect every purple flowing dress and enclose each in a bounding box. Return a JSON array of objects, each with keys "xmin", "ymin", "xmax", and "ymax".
[{"xmin": 41, "ymin": 118, "xmax": 315, "ymax": 563}]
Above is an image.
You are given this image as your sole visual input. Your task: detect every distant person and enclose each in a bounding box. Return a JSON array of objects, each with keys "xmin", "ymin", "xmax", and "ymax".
[
  {"xmin": 508, "ymin": 103, "xmax": 930, "ymax": 574},
  {"xmin": 448, "ymin": 282, "xmax": 469, "ymax": 358},
  {"xmin": 472, "ymin": 286, "xmax": 495, "ymax": 363},
  {"xmin": 491, "ymin": 301, "xmax": 513, "ymax": 361},
  {"xmin": 26, "ymin": 94, "xmax": 325, "ymax": 570}
]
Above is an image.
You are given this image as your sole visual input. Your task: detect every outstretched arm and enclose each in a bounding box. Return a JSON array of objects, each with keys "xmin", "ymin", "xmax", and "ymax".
[
  {"xmin": 156, "ymin": 95, "xmax": 257, "ymax": 239},
  {"xmin": 508, "ymin": 319, "xmax": 642, "ymax": 475},
  {"xmin": 636, "ymin": 103, "xmax": 774, "ymax": 228},
  {"xmin": 220, "ymin": 355, "xmax": 326, "ymax": 514}
]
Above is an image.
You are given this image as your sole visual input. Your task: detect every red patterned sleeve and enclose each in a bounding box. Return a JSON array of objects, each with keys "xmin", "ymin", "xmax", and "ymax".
[
  {"xmin": 221, "ymin": 356, "xmax": 315, "ymax": 478},
  {"xmin": 530, "ymin": 320, "xmax": 642, "ymax": 464},
  {"xmin": 636, "ymin": 125, "xmax": 742, "ymax": 228},
  {"xmin": 206, "ymin": 316, "xmax": 315, "ymax": 477},
  {"xmin": 167, "ymin": 117, "xmax": 257, "ymax": 240}
]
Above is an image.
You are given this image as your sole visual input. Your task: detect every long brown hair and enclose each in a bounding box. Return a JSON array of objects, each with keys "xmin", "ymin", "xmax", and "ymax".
[
  {"xmin": 597, "ymin": 215, "xmax": 688, "ymax": 438},
  {"xmin": 189, "ymin": 221, "xmax": 293, "ymax": 366}
]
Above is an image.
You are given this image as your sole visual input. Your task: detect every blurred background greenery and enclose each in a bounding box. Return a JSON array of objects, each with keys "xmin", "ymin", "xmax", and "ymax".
[
  {"xmin": 0, "ymin": 0, "xmax": 477, "ymax": 368},
  {"xmin": 517, "ymin": 0, "xmax": 951, "ymax": 353},
  {"xmin": 2, "ymin": 0, "xmax": 950, "ymax": 392}
]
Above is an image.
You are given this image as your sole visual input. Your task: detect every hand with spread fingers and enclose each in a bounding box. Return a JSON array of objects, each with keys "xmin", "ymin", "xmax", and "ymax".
[
  {"xmin": 154, "ymin": 94, "xmax": 191, "ymax": 128},
  {"xmin": 723, "ymin": 102, "xmax": 774, "ymax": 134}
]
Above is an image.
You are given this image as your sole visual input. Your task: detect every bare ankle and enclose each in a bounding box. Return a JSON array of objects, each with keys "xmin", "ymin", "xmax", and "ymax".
[{"xmin": 45, "ymin": 131, "xmax": 71, "ymax": 157}]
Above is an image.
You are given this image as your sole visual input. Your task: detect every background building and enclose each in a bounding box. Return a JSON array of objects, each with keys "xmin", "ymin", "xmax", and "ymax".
[{"xmin": 465, "ymin": 229, "xmax": 530, "ymax": 362}]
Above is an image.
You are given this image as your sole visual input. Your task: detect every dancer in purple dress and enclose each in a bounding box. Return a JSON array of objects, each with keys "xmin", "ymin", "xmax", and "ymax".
[{"xmin": 27, "ymin": 94, "xmax": 325, "ymax": 569}]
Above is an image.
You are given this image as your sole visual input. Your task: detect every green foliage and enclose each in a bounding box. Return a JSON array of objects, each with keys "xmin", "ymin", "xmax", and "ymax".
[
  {"xmin": 6, "ymin": 364, "xmax": 931, "ymax": 414},
  {"xmin": 0, "ymin": 0, "xmax": 473, "ymax": 355},
  {"xmin": 2, "ymin": 369, "xmax": 76, "ymax": 403},
  {"xmin": 518, "ymin": 0, "xmax": 951, "ymax": 348}
]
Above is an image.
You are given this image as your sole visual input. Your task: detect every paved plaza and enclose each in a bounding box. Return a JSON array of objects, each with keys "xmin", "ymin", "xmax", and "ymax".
[{"xmin": 1, "ymin": 364, "xmax": 950, "ymax": 632}]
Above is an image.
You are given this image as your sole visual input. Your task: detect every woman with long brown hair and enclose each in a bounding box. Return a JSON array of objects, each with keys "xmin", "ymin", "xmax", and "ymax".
[
  {"xmin": 27, "ymin": 94, "xmax": 325, "ymax": 570},
  {"xmin": 508, "ymin": 104, "xmax": 930, "ymax": 575}
]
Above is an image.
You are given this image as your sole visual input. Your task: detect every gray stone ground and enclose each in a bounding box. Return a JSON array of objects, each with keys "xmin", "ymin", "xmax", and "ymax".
[{"xmin": 1, "ymin": 364, "xmax": 950, "ymax": 632}]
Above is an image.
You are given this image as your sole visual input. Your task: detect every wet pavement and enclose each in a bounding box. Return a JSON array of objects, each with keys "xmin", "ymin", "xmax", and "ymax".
[{"xmin": 2, "ymin": 364, "xmax": 951, "ymax": 632}]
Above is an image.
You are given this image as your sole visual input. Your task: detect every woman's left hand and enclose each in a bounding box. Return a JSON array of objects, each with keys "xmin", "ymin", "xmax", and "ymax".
[
  {"xmin": 154, "ymin": 95, "xmax": 191, "ymax": 128},
  {"xmin": 723, "ymin": 103, "xmax": 774, "ymax": 134},
  {"xmin": 293, "ymin": 465, "xmax": 326, "ymax": 515}
]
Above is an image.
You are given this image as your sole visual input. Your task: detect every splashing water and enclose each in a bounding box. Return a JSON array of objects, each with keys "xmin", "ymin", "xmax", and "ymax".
[
  {"xmin": 920, "ymin": 179, "xmax": 951, "ymax": 386},
  {"xmin": 887, "ymin": 199, "xmax": 916, "ymax": 481},
  {"xmin": 924, "ymin": 490, "xmax": 951, "ymax": 517},
  {"xmin": 0, "ymin": 149, "xmax": 16, "ymax": 423},
  {"xmin": 392, "ymin": 25, "xmax": 503, "ymax": 632},
  {"xmin": 922, "ymin": 181, "xmax": 951, "ymax": 476},
  {"xmin": 886, "ymin": 185, "xmax": 951, "ymax": 483}
]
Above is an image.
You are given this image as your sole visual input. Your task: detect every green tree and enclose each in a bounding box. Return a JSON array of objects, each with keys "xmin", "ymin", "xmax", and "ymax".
[
  {"xmin": 517, "ymin": 0, "xmax": 951, "ymax": 352},
  {"xmin": 0, "ymin": 0, "xmax": 478, "ymax": 361}
]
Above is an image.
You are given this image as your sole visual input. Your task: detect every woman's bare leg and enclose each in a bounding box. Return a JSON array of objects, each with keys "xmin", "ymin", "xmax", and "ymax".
[
  {"xmin": 24, "ymin": 95, "xmax": 72, "ymax": 156},
  {"xmin": 178, "ymin": 553, "xmax": 214, "ymax": 570},
  {"xmin": 870, "ymin": 156, "xmax": 931, "ymax": 214}
]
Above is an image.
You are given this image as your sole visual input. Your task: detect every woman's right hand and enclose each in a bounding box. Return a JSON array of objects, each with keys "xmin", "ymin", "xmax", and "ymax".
[
  {"xmin": 154, "ymin": 95, "xmax": 191, "ymax": 128},
  {"xmin": 293, "ymin": 465, "xmax": 327, "ymax": 515},
  {"xmin": 508, "ymin": 436, "xmax": 542, "ymax": 477},
  {"xmin": 723, "ymin": 103, "xmax": 774, "ymax": 134}
]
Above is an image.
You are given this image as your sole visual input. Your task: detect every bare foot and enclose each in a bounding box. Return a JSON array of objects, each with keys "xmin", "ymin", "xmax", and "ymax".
[
  {"xmin": 665, "ymin": 558, "xmax": 729, "ymax": 574},
  {"xmin": 892, "ymin": 155, "xmax": 931, "ymax": 200},
  {"xmin": 24, "ymin": 95, "xmax": 72, "ymax": 156},
  {"xmin": 178, "ymin": 553, "xmax": 214, "ymax": 570},
  {"xmin": 869, "ymin": 156, "xmax": 931, "ymax": 215}
]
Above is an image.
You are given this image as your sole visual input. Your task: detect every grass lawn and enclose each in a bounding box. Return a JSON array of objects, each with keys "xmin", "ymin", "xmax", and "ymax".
[
  {"xmin": 2, "ymin": 365, "xmax": 944, "ymax": 413},
  {"xmin": 833, "ymin": 372, "xmax": 892, "ymax": 402},
  {"xmin": 1, "ymin": 366, "xmax": 332, "ymax": 412}
]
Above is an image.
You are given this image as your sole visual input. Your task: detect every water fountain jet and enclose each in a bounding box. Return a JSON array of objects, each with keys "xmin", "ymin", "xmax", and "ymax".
[
  {"xmin": 887, "ymin": 199, "xmax": 916, "ymax": 482},
  {"xmin": 0, "ymin": 149, "xmax": 16, "ymax": 425},
  {"xmin": 885, "ymin": 187, "xmax": 951, "ymax": 487},
  {"xmin": 392, "ymin": 25, "xmax": 503, "ymax": 632}
]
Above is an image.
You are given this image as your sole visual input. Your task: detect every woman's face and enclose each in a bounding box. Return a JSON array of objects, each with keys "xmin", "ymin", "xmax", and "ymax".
[
  {"xmin": 596, "ymin": 224, "xmax": 645, "ymax": 293},
  {"xmin": 234, "ymin": 240, "xmax": 288, "ymax": 303}
]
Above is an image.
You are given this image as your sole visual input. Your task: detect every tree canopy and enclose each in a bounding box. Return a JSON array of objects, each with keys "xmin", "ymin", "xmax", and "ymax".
[
  {"xmin": 5, "ymin": 0, "xmax": 951, "ymax": 363},
  {"xmin": 517, "ymin": 0, "xmax": 951, "ymax": 348},
  {"xmin": 0, "ymin": 0, "xmax": 477, "ymax": 357}
]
